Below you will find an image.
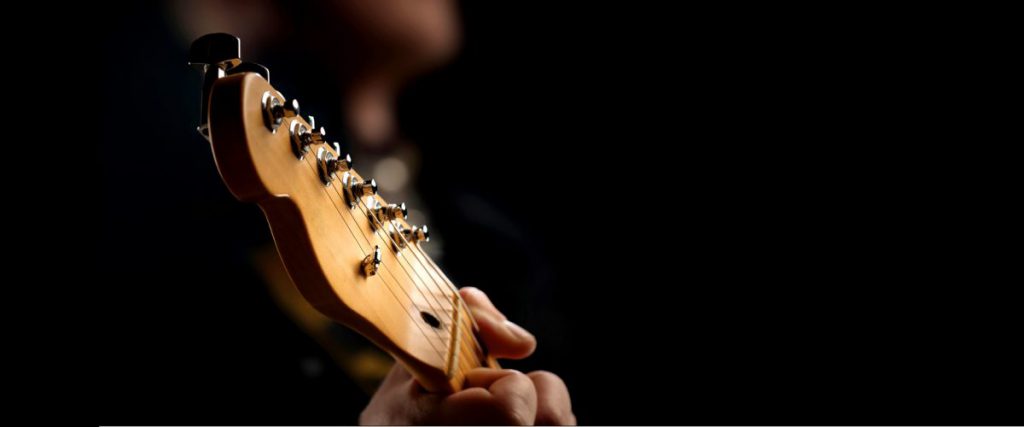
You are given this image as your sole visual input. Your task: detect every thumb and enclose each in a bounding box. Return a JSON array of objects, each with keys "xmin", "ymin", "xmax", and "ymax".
[{"xmin": 461, "ymin": 287, "xmax": 536, "ymax": 359}]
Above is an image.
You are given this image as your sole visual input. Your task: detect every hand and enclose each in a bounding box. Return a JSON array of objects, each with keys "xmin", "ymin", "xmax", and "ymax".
[{"xmin": 359, "ymin": 287, "xmax": 575, "ymax": 425}]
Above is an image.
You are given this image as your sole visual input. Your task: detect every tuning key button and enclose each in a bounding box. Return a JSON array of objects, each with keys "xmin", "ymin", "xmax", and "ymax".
[
  {"xmin": 263, "ymin": 96, "xmax": 300, "ymax": 131},
  {"xmin": 332, "ymin": 152, "xmax": 353, "ymax": 172},
  {"xmin": 354, "ymin": 178, "xmax": 378, "ymax": 197},
  {"xmin": 373, "ymin": 202, "xmax": 408, "ymax": 223},
  {"xmin": 369, "ymin": 201, "xmax": 406, "ymax": 230},
  {"xmin": 362, "ymin": 245, "xmax": 382, "ymax": 276},
  {"xmin": 289, "ymin": 123, "xmax": 326, "ymax": 159},
  {"xmin": 403, "ymin": 225, "xmax": 430, "ymax": 244},
  {"xmin": 188, "ymin": 33, "xmax": 242, "ymax": 70},
  {"xmin": 189, "ymin": 33, "xmax": 242, "ymax": 138},
  {"xmin": 342, "ymin": 176, "xmax": 377, "ymax": 207},
  {"xmin": 389, "ymin": 224, "xmax": 428, "ymax": 250},
  {"xmin": 317, "ymin": 148, "xmax": 353, "ymax": 185},
  {"xmin": 227, "ymin": 61, "xmax": 270, "ymax": 82},
  {"xmin": 290, "ymin": 123, "xmax": 313, "ymax": 158},
  {"xmin": 310, "ymin": 126, "xmax": 327, "ymax": 145}
]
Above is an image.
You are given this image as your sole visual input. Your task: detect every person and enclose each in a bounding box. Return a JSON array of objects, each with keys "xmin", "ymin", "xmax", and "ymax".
[
  {"xmin": 172, "ymin": 0, "xmax": 574, "ymax": 423},
  {"xmin": 361, "ymin": 287, "xmax": 574, "ymax": 425}
]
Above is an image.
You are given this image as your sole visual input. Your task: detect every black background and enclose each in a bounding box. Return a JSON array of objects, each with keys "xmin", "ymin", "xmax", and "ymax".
[{"xmin": 85, "ymin": 2, "xmax": 1018, "ymax": 425}]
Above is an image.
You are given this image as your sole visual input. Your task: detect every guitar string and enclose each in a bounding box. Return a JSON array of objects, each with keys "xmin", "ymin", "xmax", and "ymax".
[
  {"xmin": 345, "ymin": 190, "xmax": 480, "ymax": 372},
  {"xmin": 299, "ymin": 155, "xmax": 457, "ymax": 368},
  {"xmin": 317, "ymin": 169, "xmax": 458, "ymax": 335},
  {"xmin": 399, "ymin": 232, "xmax": 486, "ymax": 357},
  {"xmin": 339, "ymin": 179, "xmax": 484, "ymax": 369},
  {"xmin": 297, "ymin": 154, "xmax": 450, "ymax": 361},
  {"xmin": 338, "ymin": 173, "xmax": 488, "ymax": 368},
  {"xmin": 299, "ymin": 158, "xmax": 451, "ymax": 363},
  {"xmin": 415, "ymin": 246, "xmax": 487, "ymax": 365},
  {"xmin": 295, "ymin": 138, "xmax": 484, "ymax": 370},
  {"xmin": 298, "ymin": 153, "xmax": 451, "ymax": 349},
  {"xmin": 347, "ymin": 198, "xmax": 464, "ymax": 327},
  {"xmin": 308, "ymin": 155, "xmax": 482, "ymax": 378},
  {"xmin": 313, "ymin": 149, "xmax": 484, "ymax": 369},
  {"xmin": 298, "ymin": 145, "xmax": 481, "ymax": 375},
  {"xmin": 347, "ymin": 194, "xmax": 458, "ymax": 320},
  {"xmin": 396, "ymin": 227, "xmax": 488, "ymax": 362},
  {"xmin": 337, "ymin": 167, "xmax": 486, "ymax": 362}
]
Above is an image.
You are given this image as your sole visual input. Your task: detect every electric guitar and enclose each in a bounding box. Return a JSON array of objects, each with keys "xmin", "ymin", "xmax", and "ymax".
[{"xmin": 188, "ymin": 33, "xmax": 497, "ymax": 393}]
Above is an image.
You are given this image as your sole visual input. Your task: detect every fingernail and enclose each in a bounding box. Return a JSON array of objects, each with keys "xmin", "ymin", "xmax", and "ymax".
[{"xmin": 504, "ymin": 320, "xmax": 534, "ymax": 340}]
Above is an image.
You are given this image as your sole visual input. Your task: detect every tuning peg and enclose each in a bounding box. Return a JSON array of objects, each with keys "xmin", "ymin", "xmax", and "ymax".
[
  {"xmin": 188, "ymin": 33, "xmax": 241, "ymax": 70},
  {"xmin": 290, "ymin": 124, "xmax": 313, "ymax": 158},
  {"xmin": 290, "ymin": 122, "xmax": 327, "ymax": 158},
  {"xmin": 189, "ymin": 33, "xmax": 242, "ymax": 138},
  {"xmin": 343, "ymin": 177, "xmax": 377, "ymax": 207},
  {"xmin": 389, "ymin": 223, "xmax": 427, "ymax": 250},
  {"xmin": 227, "ymin": 61, "xmax": 269, "ymax": 82},
  {"xmin": 263, "ymin": 97, "xmax": 300, "ymax": 131},
  {"xmin": 353, "ymin": 178, "xmax": 378, "ymax": 197},
  {"xmin": 285, "ymin": 99, "xmax": 300, "ymax": 117},
  {"xmin": 374, "ymin": 202, "xmax": 408, "ymax": 223},
  {"xmin": 331, "ymin": 152, "xmax": 353, "ymax": 173},
  {"xmin": 317, "ymin": 148, "xmax": 353, "ymax": 184},
  {"xmin": 310, "ymin": 126, "xmax": 327, "ymax": 145},
  {"xmin": 362, "ymin": 246, "xmax": 382, "ymax": 276},
  {"xmin": 403, "ymin": 225, "xmax": 430, "ymax": 244}
]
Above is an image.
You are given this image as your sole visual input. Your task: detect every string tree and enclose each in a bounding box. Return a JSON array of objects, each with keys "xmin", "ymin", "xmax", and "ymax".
[{"xmin": 361, "ymin": 245, "xmax": 382, "ymax": 276}]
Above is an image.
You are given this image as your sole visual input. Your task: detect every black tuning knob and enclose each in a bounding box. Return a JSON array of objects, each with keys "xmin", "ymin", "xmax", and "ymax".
[
  {"xmin": 227, "ymin": 61, "xmax": 270, "ymax": 83},
  {"xmin": 189, "ymin": 33, "xmax": 242, "ymax": 139},
  {"xmin": 188, "ymin": 33, "xmax": 241, "ymax": 69}
]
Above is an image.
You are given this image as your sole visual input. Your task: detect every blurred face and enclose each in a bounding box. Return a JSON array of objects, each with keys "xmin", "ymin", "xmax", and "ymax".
[
  {"xmin": 330, "ymin": 0, "xmax": 460, "ymax": 76},
  {"xmin": 173, "ymin": 0, "xmax": 461, "ymax": 145},
  {"xmin": 326, "ymin": 0, "xmax": 461, "ymax": 145}
]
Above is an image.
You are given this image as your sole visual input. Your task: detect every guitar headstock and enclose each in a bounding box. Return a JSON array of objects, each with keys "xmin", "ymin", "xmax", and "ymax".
[{"xmin": 190, "ymin": 33, "xmax": 493, "ymax": 392}]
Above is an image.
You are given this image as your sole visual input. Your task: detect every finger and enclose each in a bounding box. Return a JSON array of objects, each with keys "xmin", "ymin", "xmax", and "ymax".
[
  {"xmin": 360, "ymin": 363, "xmax": 422, "ymax": 425},
  {"xmin": 529, "ymin": 371, "xmax": 575, "ymax": 426},
  {"xmin": 461, "ymin": 287, "xmax": 506, "ymax": 320},
  {"xmin": 472, "ymin": 305, "xmax": 537, "ymax": 359},
  {"xmin": 463, "ymin": 367, "xmax": 525, "ymax": 388},
  {"xmin": 440, "ymin": 368, "xmax": 538, "ymax": 425},
  {"xmin": 460, "ymin": 287, "xmax": 536, "ymax": 359},
  {"xmin": 379, "ymin": 361, "xmax": 413, "ymax": 390}
]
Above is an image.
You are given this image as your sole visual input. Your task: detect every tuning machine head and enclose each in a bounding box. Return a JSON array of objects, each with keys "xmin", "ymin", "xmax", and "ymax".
[
  {"xmin": 317, "ymin": 148, "xmax": 353, "ymax": 185},
  {"xmin": 227, "ymin": 61, "xmax": 270, "ymax": 82},
  {"xmin": 189, "ymin": 33, "xmax": 242, "ymax": 138},
  {"xmin": 263, "ymin": 95, "xmax": 300, "ymax": 131},
  {"xmin": 389, "ymin": 223, "xmax": 428, "ymax": 251},
  {"xmin": 188, "ymin": 33, "xmax": 241, "ymax": 71},
  {"xmin": 373, "ymin": 202, "xmax": 408, "ymax": 224},
  {"xmin": 342, "ymin": 175, "xmax": 377, "ymax": 207},
  {"xmin": 405, "ymin": 225, "xmax": 429, "ymax": 244},
  {"xmin": 290, "ymin": 121, "xmax": 327, "ymax": 158}
]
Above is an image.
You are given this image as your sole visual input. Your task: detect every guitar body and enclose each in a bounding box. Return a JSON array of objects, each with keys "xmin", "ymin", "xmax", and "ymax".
[{"xmin": 204, "ymin": 66, "xmax": 494, "ymax": 393}]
